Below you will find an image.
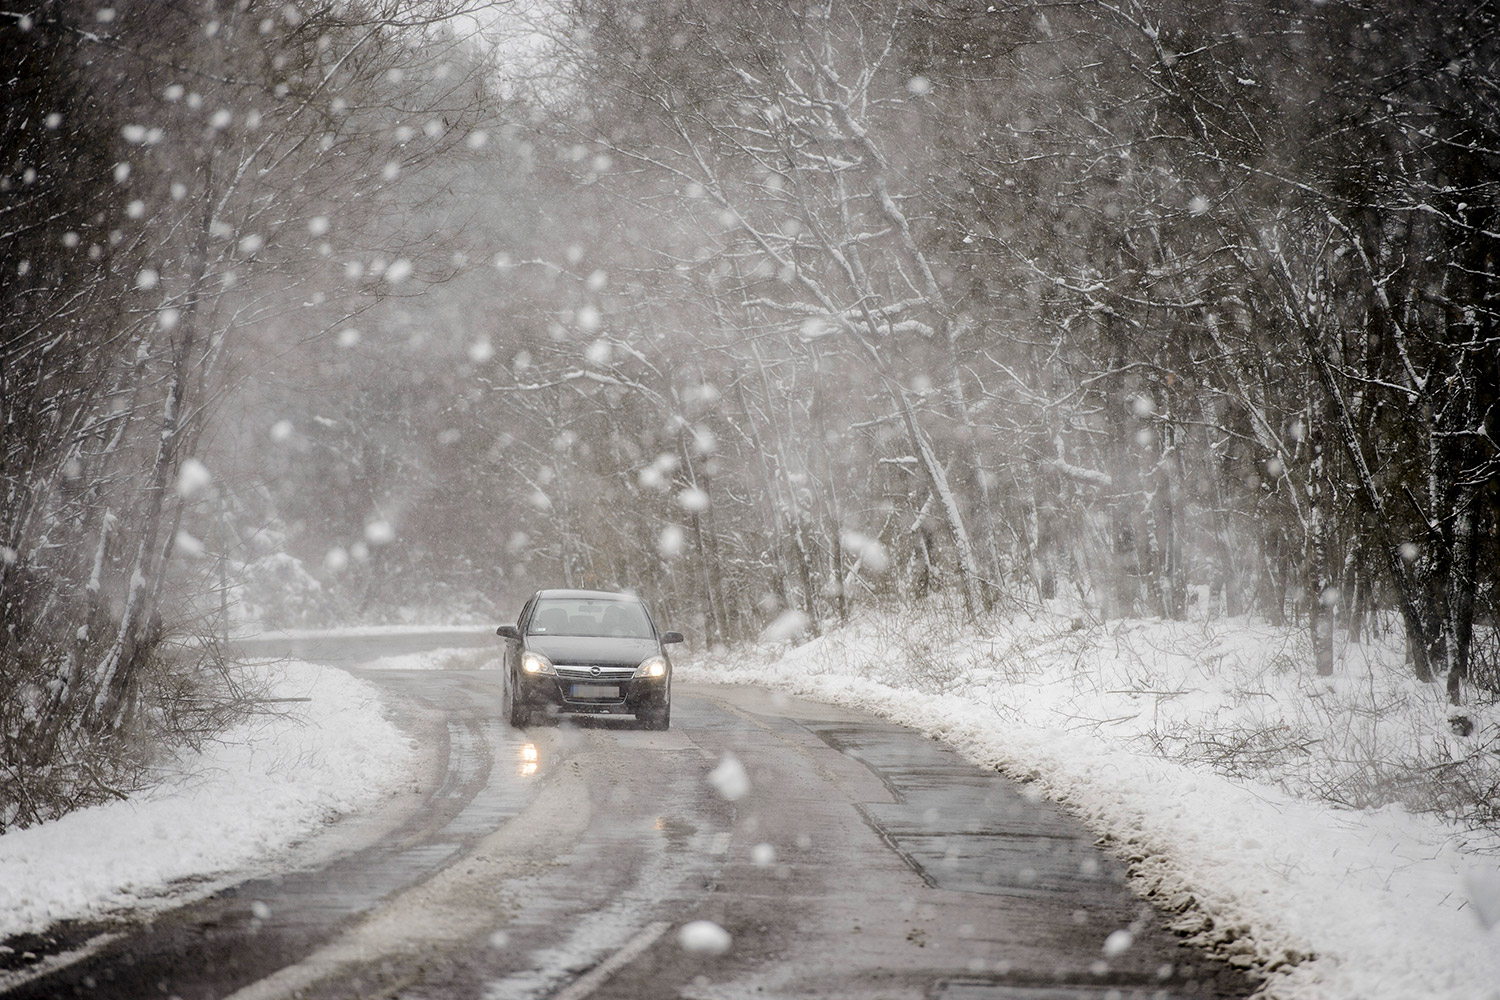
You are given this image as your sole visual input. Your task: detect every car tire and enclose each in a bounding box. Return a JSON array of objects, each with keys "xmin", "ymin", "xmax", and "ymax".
[
  {"xmin": 640, "ymin": 703, "xmax": 670, "ymax": 731},
  {"xmin": 508, "ymin": 683, "xmax": 531, "ymax": 728}
]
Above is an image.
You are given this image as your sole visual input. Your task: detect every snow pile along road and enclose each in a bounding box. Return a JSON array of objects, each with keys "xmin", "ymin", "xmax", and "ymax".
[
  {"xmin": 679, "ymin": 607, "xmax": 1500, "ymax": 1000},
  {"xmin": 0, "ymin": 662, "xmax": 412, "ymax": 940},
  {"xmin": 356, "ymin": 647, "xmax": 502, "ymax": 671}
]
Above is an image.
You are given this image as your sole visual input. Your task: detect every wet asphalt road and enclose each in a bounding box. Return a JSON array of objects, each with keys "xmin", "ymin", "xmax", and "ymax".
[{"xmin": 2, "ymin": 635, "xmax": 1254, "ymax": 1000}]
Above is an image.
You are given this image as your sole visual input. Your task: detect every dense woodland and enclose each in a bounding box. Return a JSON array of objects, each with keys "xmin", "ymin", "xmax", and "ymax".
[{"xmin": 2, "ymin": 0, "xmax": 1497, "ymax": 828}]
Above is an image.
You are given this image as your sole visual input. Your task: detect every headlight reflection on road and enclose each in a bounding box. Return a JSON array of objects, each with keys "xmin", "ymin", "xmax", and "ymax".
[{"xmin": 519, "ymin": 743, "xmax": 539, "ymax": 777}]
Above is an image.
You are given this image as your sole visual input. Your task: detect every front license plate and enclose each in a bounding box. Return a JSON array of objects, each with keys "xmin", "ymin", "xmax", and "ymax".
[{"xmin": 570, "ymin": 683, "xmax": 620, "ymax": 699}]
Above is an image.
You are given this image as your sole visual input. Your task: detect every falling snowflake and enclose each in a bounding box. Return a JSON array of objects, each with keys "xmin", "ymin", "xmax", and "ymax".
[
  {"xmin": 176, "ymin": 458, "xmax": 213, "ymax": 498},
  {"xmin": 761, "ymin": 609, "xmax": 810, "ymax": 642},
  {"xmin": 678, "ymin": 920, "xmax": 732, "ymax": 955},
  {"xmin": 173, "ymin": 530, "xmax": 204, "ymax": 557},
  {"xmin": 469, "ymin": 337, "xmax": 495, "ymax": 364},
  {"xmin": 384, "ymin": 258, "xmax": 413, "ymax": 284},
  {"xmin": 840, "ymin": 531, "xmax": 890, "ymax": 573},
  {"xmin": 707, "ymin": 752, "xmax": 750, "ymax": 801},
  {"xmin": 1102, "ymin": 929, "xmax": 1134, "ymax": 957}
]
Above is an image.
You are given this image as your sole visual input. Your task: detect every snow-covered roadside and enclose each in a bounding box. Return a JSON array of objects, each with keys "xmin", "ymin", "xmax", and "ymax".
[
  {"xmin": 355, "ymin": 646, "xmax": 503, "ymax": 671},
  {"xmin": 0, "ymin": 662, "xmax": 412, "ymax": 941},
  {"xmin": 679, "ymin": 609, "xmax": 1500, "ymax": 1000},
  {"xmin": 250, "ymin": 624, "xmax": 497, "ymax": 641}
]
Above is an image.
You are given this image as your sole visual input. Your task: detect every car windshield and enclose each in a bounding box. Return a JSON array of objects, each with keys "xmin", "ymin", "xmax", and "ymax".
[{"xmin": 528, "ymin": 598, "xmax": 654, "ymax": 638}]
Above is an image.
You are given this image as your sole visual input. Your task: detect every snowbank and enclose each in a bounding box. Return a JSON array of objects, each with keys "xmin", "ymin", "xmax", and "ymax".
[
  {"xmin": 0, "ymin": 662, "xmax": 412, "ymax": 940},
  {"xmin": 347, "ymin": 646, "xmax": 502, "ymax": 671},
  {"xmin": 679, "ymin": 608, "xmax": 1500, "ymax": 1000}
]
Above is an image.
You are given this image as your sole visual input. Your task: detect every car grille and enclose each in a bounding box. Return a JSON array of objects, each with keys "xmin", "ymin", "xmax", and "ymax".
[{"xmin": 555, "ymin": 665, "xmax": 636, "ymax": 681}]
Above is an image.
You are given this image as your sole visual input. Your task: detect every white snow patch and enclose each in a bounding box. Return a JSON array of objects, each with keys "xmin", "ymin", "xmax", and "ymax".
[
  {"xmin": 356, "ymin": 647, "xmax": 501, "ymax": 672},
  {"xmin": 0, "ymin": 663, "xmax": 412, "ymax": 939}
]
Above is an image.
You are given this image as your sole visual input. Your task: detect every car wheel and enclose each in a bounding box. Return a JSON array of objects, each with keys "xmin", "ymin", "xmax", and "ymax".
[
  {"xmin": 508, "ymin": 682, "xmax": 531, "ymax": 728},
  {"xmin": 640, "ymin": 703, "xmax": 670, "ymax": 731}
]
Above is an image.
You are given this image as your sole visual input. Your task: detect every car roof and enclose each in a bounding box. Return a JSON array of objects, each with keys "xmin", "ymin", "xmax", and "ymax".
[{"xmin": 534, "ymin": 588, "xmax": 643, "ymax": 602}]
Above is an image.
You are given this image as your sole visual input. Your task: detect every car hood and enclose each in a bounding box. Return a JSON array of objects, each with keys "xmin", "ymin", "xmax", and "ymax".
[{"xmin": 527, "ymin": 634, "xmax": 660, "ymax": 667}]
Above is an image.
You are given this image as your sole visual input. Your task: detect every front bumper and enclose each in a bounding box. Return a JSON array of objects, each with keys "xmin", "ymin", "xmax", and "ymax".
[{"xmin": 518, "ymin": 665, "xmax": 668, "ymax": 716}]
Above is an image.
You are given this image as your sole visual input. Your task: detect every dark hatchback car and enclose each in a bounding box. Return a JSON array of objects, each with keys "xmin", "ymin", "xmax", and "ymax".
[{"xmin": 496, "ymin": 589, "xmax": 684, "ymax": 729}]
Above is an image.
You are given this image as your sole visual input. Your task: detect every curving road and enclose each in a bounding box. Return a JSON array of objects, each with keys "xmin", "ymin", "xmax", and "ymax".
[{"xmin": 3, "ymin": 636, "xmax": 1254, "ymax": 1000}]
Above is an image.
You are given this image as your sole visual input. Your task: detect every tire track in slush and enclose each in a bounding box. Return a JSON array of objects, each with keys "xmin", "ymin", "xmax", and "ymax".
[{"xmin": 0, "ymin": 670, "xmax": 533, "ymax": 1000}]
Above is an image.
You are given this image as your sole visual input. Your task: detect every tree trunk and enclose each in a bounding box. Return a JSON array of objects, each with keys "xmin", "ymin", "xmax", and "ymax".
[
  {"xmin": 896, "ymin": 387, "xmax": 985, "ymax": 619},
  {"xmin": 1308, "ymin": 414, "xmax": 1335, "ymax": 676}
]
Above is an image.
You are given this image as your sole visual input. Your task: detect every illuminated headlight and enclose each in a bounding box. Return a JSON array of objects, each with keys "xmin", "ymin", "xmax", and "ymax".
[
  {"xmin": 521, "ymin": 651, "xmax": 555, "ymax": 675},
  {"xmin": 634, "ymin": 655, "xmax": 667, "ymax": 679}
]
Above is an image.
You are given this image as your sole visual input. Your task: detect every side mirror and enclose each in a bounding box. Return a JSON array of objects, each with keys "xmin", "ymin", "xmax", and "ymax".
[
  {"xmin": 660, "ymin": 630, "xmax": 685, "ymax": 645},
  {"xmin": 496, "ymin": 624, "xmax": 521, "ymax": 640}
]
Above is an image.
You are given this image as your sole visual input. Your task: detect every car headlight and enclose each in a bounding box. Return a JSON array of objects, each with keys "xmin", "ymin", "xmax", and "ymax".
[
  {"xmin": 634, "ymin": 655, "xmax": 667, "ymax": 679},
  {"xmin": 521, "ymin": 651, "xmax": 555, "ymax": 675}
]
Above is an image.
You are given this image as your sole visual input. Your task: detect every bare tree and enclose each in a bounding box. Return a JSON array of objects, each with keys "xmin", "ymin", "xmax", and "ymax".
[{"xmin": 1, "ymin": 0, "xmax": 502, "ymax": 829}]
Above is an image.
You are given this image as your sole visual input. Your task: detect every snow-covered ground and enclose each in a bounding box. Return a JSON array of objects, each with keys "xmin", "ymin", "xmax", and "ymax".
[
  {"xmin": 678, "ymin": 605, "xmax": 1500, "ymax": 1000},
  {"xmin": 0, "ymin": 662, "xmax": 412, "ymax": 941},
  {"xmin": 352, "ymin": 645, "xmax": 503, "ymax": 671},
  {"xmin": 5, "ymin": 612, "xmax": 1498, "ymax": 1000}
]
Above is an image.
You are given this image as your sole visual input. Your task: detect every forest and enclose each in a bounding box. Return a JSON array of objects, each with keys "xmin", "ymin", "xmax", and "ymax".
[{"xmin": 2, "ymin": 0, "xmax": 1497, "ymax": 829}]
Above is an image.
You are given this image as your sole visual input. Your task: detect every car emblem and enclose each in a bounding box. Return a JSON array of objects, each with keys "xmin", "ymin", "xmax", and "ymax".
[{"xmin": 590, "ymin": 666, "xmax": 602, "ymax": 677}]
